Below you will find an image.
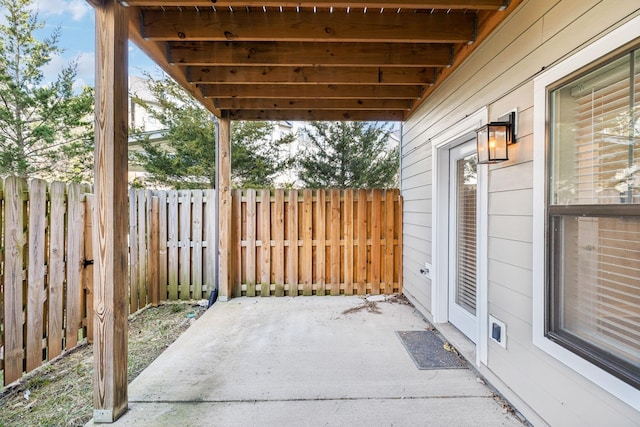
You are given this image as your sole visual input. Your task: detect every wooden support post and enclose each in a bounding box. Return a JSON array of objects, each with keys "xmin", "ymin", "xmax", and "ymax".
[
  {"xmin": 93, "ymin": 0, "xmax": 129, "ymax": 422},
  {"xmin": 217, "ymin": 115, "xmax": 232, "ymax": 300}
]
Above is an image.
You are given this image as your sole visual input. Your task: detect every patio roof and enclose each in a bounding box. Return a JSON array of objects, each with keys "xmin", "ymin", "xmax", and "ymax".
[
  {"xmin": 85, "ymin": 1, "xmax": 524, "ymax": 421},
  {"xmin": 121, "ymin": 0, "xmax": 521, "ymax": 121}
]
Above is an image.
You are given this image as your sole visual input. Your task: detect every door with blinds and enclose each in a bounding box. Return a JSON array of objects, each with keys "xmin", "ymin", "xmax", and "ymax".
[{"xmin": 448, "ymin": 141, "xmax": 479, "ymax": 343}]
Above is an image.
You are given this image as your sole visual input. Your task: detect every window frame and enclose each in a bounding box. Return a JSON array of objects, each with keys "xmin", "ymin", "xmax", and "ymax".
[{"xmin": 532, "ymin": 15, "xmax": 640, "ymax": 412}]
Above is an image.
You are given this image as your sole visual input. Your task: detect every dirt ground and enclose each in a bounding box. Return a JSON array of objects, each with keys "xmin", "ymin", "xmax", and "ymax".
[{"xmin": 0, "ymin": 302, "xmax": 207, "ymax": 427}]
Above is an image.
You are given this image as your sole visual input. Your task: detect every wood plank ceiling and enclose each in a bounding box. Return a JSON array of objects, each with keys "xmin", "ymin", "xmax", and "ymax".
[{"xmin": 124, "ymin": 1, "xmax": 520, "ymax": 121}]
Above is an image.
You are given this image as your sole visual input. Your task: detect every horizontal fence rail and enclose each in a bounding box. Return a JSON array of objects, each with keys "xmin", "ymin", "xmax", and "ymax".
[{"xmin": 1, "ymin": 181, "xmax": 402, "ymax": 386}]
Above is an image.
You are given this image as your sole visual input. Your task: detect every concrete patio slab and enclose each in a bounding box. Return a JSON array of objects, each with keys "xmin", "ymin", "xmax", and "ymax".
[{"xmin": 89, "ymin": 296, "xmax": 523, "ymax": 426}]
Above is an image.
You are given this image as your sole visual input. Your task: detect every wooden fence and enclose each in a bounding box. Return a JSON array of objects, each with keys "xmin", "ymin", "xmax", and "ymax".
[
  {"xmin": 231, "ymin": 189, "xmax": 403, "ymax": 297},
  {"xmin": 128, "ymin": 188, "xmax": 217, "ymax": 312},
  {"xmin": 0, "ymin": 177, "xmax": 94, "ymax": 386},
  {"xmin": 1, "ymin": 183, "xmax": 402, "ymax": 386}
]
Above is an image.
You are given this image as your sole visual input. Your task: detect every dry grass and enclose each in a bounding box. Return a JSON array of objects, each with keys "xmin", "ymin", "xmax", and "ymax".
[{"xmin": 0, "ymin": 302, "xmax": 206, "ymax": 427}]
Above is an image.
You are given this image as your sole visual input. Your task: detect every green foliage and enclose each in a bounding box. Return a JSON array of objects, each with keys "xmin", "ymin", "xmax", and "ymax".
[
  {"xmin": 297, "ymin": 121, "xmax": 399, "ymax": 189},
  {"xmin": 130, "ymin": 75, "xmax": 294, "ymax": 189},
  {"xmin": 0, "ymin": 0, "xmax": 94, "ymax": 181}
]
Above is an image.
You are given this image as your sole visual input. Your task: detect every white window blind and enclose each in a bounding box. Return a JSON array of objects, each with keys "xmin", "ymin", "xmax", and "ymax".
[
  {"xmin": 549, "ymin": 48, "xmax": 640, "ymax": 387},
  {"xmin": 455, "ymin": 155, "xmax": 477, "ymax": 315}
]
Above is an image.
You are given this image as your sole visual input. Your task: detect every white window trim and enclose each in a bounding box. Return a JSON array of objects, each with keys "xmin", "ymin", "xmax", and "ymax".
[
  {"xmin": 432, "ymin": 107, "xmax": 489, "ymax": 366},
  {"xmin": 532, "ymin": 15, "xmax": 640, "ymax": 412}
]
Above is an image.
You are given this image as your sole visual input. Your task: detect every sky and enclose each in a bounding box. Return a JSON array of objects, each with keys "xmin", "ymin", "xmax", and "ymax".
[{"xmin": 26, "ymin": 0, "xmax": 158, "ymax": 89}]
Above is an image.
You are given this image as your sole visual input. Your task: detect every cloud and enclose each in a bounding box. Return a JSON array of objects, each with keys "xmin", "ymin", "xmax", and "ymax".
[
  {"xmin": 42, "ymin": 51, "xmax": 95, "ymax": 91},
  {"xmin": 33, "ymin": 0, "xmax": 90, "ymax": 22}
]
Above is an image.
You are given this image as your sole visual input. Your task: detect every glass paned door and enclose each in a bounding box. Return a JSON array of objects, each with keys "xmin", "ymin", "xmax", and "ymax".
[{"xmin": 449, "ymin": 141, "xmax": 479, "ymax": 342}]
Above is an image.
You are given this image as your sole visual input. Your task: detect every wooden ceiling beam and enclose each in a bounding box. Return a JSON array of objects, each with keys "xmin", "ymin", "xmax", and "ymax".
[
  {"xmin": 141, "ymin": 10, "xmax": 476, "ymax": 43},
  {"xmin": 226, "ymin": 109, "xmax": 405, "ymax": 121},
  {"xmin": 126, "ymin": 1, "xmax": 507, "ymax": 10},
  {"xmin": 214, "ymin": 98, "xmax": 412, "ymax": 110},
  {"xmin": 200, "ymin": 84, "xmax": 423, "ymax": 99},
  {"xmin": 169, "ymin": 41, "xmax": 453, "ymax": 67},
  {"xmin": 188, "ymin": 66, "xmax": 436, "ymax": 85},
  {"xmin": 127, "ymin": 9, "xmax": 219, "ymax": 115}
]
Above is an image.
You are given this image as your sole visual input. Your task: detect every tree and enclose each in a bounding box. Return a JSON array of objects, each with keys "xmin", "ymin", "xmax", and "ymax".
[
  {"xmin": 0, "ymin": 0, "xmax": 94, "ymax": 181},
  {"xmin": 297, "ymin": 121, "xmax": 399, "ymax": 188},
  {"xmin": 130, "ymin": 75, "xmax": 294, "ymax": 189}
]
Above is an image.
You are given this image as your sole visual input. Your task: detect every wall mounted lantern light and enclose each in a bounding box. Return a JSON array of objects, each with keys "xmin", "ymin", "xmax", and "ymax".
[{"xmin": 475, "ymin": 111, "xmax": 517, "ymax": 164}]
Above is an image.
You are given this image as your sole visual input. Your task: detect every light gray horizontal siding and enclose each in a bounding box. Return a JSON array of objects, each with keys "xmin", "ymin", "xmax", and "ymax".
[{"xmin": 402, "ymin": 0, "xmax": 640, "ymax": 424}]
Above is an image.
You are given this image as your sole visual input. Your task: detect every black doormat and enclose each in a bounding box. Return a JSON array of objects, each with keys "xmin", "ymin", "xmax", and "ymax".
[{"xmin": 396, "ymin": 330, "xmax": 467, "ymax": 370}]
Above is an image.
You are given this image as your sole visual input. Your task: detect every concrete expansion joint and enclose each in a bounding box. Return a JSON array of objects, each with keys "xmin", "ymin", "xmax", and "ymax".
[{"xmin": 128, "ymin": 395, "xmax": 493, "ymax": 405}]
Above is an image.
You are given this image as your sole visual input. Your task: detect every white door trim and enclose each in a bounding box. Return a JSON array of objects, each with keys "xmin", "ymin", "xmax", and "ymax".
[{"xmin": 432, "ymin": 107, "xmax": 489, "ymax": 366}]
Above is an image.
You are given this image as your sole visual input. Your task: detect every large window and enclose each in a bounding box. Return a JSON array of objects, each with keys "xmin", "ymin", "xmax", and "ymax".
[{"xmin": 547, "ymin": 47, "xmax": 640, "ymax": 388}]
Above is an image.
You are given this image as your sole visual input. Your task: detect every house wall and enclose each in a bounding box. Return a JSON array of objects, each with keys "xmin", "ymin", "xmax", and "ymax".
[{"xmin": 401, "ymin": 1, "xmax": 640, "ymax": 425}]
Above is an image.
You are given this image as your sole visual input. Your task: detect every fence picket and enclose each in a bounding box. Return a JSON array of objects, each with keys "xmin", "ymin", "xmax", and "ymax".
[
  {"xmin": 343, "ymin": 189, "xmax": 354, "ymax": 296},
  {"xmin": 138, "ymin": 189, "xmax": 148, "ymax": 307},
  {"xmin": 302, "ymin": 189, "xmax": 313, "ymax": 296},
  {"xmin": 48, "ymin": 182, "xmax": 66, "ymax": 359},
  {"xmin": 167, "ymin": 191, "xmax": 179, "ymax": 300},
  {"xmin": 129, "ymin": 188, "xmax": 139, "ymax": 312},
  {"xmin": 26, "ymin": 179, "xmax": 47, "ymax": 372},
  {"xmin": 273, "ymin": 189, "xmax": 285, "ymax": 297},
  {"xmin": 329, "ymin": 189, "xmax": 341, "ymax": 295},
  {"xmin": 3, "ymin": 177, "xmax": 27, "ymax": 384},
  {"xmin": 384, "ymin": 190, "xmax": 395, "ymax": 294},
  {"xmin": 315, "ymin": 190, "xmax": 326, "ymax": 296},
  {"xmin": 287, "ymin": 190, "xmax": 298, "ymax": 296},
  {"xmin": 149, "ymin": 197, "xmax": 160, "ymax": 306},
  {"xmin": 232, "ymin": 189, "xmax": 242, "ymax": 297},
  {"xmin": 370, "ymin": 189, "xmax": 381, "ymax": 295},
  {"xmin": 158, "ymin": 191, "xmax": 168, "ymax": 299},
  {"xmin": 204, "ymin": 189, "xmax": 216, "ymax": 299},
  {"xmin": 192, "ymin": 190, "xmax": 203, "ymax": 299},
  {"xmin": 84, "ymin": 194, "xmax": 95, "ymax": 343},
  {"xmin": 245, "ymin": 190, "xmax": 257, "ymax": 296},
  {"xmin": 66, "ymin": 183, "xmax": 84, "ymax": 349},
  {"xmin": 260, "ymin": 189, "xmax": 271, "ymax": 297},
  {"xmin": 357, "ymin": 189, "xmax": 368, "ymax": 295},
  {"xmin": 179, "ymin": 190, "xmax": 192, "ymax": 300}
]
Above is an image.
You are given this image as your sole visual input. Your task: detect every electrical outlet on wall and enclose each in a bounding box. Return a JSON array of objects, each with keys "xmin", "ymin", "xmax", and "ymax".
[{"xmin": 420, "ymin": 262, "xmax": 432, "ymax": 279}]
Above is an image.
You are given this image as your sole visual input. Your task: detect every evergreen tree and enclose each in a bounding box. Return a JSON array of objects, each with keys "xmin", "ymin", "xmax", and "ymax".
[
  {"xmin": 297, "ymin": 121, "xmax": 399, "ymax": 188},
  {"xmin": 0, "ymin": 0, "xmax": 94, "ymax": 181},
  {"xmin": 131, "ymin": 75, "xmax": 294, "ymax": 189}
]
